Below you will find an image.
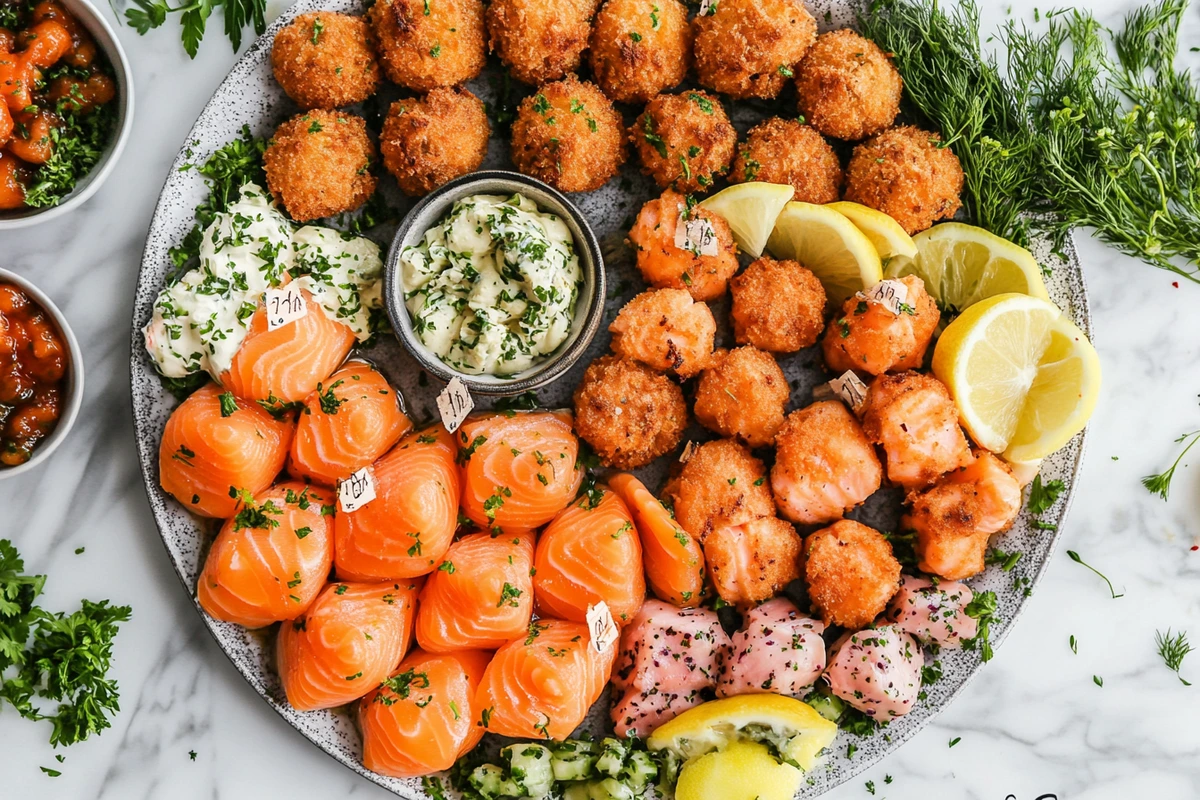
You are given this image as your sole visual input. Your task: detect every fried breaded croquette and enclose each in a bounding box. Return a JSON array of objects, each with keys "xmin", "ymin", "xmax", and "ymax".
[
  {"xmin": 772, "ymin": 401, "xmax": 882, "ymax": 525},
  {"xmin": 795, "ymin": 29, "xmax": 902, "ymax": 141},
  {"xmin": 380, "ymin": 87, "xmax": 490, "ymax": 197},
  {"xmin": 271, "ymin": 12, "xmax": 379, "ymax": 110},
  {"xmin": 860, "ymin": 371, "xmax": 972, "ymax": 491},
  {"xmin": 705, "ymin": 516, "xmax": 802, "ymax": 608},
  {"xmin": 573, "ymin": 355, "xmax": 688, "ymax": 469},
  {"xmin": 692, "ymin": 0, "xmax": 816, "ymax": 100},
  {"xmin": 693, "ymin": 347, "xmax": 788, "ymax": 448},
  {"xmin": 804, "ymin": 519, "xmax": 901, "ymax": 628},
  {"xmin": 908, "ymin": 451, "xmax": 1022, "ymax": 580},
  {"xmin": 627, "ymin": 189, "xmax": 739, "ymax": 302},
  {"xmin": 487, "ymin": 0, "xmax": 598, "ymax": 86},
  {"xmin": 730, "ymin": 256, "xmax": 826, "ymax": 353},
  {"xmin": 844, "ymin": 126, "xmax": 965, "ymax": 235},
  {"xmin": 264, "ymin": 110, "xmax": 376, "ymax": 222},
  {"xmin": 632, "ymin": 91, "xmax": 736, "ymax": 194},
  {"xmin": 589, "ymin": 0, "xmax": 691, "ymax": 104},
  {"xmin": 730, "ymin": 118, "xmax": 842, "ymax": 204},
  {"xmin": 609, "ymin": 288, "xmax": 715, "ymax": 378},
  {"xmin": 669, "ymin": 438, "xmax": 774, "ymax": 542},
  {"xmin": 368, "ymin": 0, "xmax": 485, "ymax": 91},
  {"xmin": 822, "ymin": 274, "xmax": 940, "ymax": 376},
  {"xmin": 510, "ymin": 76, "xmax": 627, "ymax": 193}
]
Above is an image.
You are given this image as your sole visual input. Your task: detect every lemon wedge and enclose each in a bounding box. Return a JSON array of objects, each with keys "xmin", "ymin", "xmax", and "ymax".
[
  {"xmin": 932, "ymin": 293, "xmax": 1101, "ymax": 460},
  {"xmin": 765, "ymin": 201, "xmax": 883, "ymax": 306},
  {"xmin": 886, "ymin": 222, "xmax": 1049, "ymax": 314},
  {"xmin": 646, "ymin": 694, "xmax": 837, "ymax": 773},
  {"xmin": 698, "ymin": 182, "xmax": 795, "ymax": 258},
  {"xmin": 675, "ymin": 740, "xmax": 802, "ymax": 800},
  {"xmin": 827, "ymin": 201, "xmax": 918, "ymax": 262}
]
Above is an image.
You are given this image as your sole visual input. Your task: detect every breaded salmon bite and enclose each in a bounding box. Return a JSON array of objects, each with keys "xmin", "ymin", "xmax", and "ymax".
[
  {"xmin": 705, "ymin": 516, "xmax": 802, "ymax": 609},
  {"xmin": 510, "ymin": 76, "xmax": 627, "ymax": 193},
  {"xmin": 271, "ymin": 12, "xmax": 380, "ymax": 109},
  {"xmin": 487, "ymin": 0, "xmax": 599, "ymax": 86},
  {"xmin": 573, "ymin": 356, "xmax": 688, "ymax": 469},
  {"xmin": 669, "ymin": 438, "xmax": 774, "ymax": 542},
  {"xmin": 796, "ymin": 29, "xmax": 903, "ymax": 141},
  {"xmin": 822, "ymin": 274, "xmax": 940, "ymax": 376},
  {"xmin": 627, "ymin": 189, "xmax": 739, "ymax": 302},
  {"xmin": 804, "ymin": 519, "xmax": 901, "ymax": 629},
  {"xmin": 380, "ymin": 87, "xmax": 490, "ymax": 197},
  {"xmin": 692, "ymin": 0, "xmax": 816, "ymax": 100},
  {"xmin": 368, "ymin": 0, "xmax": 486, "ymax": 91},
  {"xmin": 693, "ymin": 347, "xmax": 789, "ymax": 448},
  {"xmin": 729, "ymin": 256, "xmax": 826, "ymax": 353},
  {"xmin": 608, "ymin": 288, "xmax": 715, "ymax": 379},
  {"xmin": 844, "ymin": 126, "xmax": 965, "ymax": 235},
  {"xmin": 730, "ymin": 118, "xmax": 842, "ymax": 204},
  {"xmin": 264, "ymin": 110, "xmax": 376, "ymax": 222},
  {"xmin": 589, "ymin": 0, "xmax": 691, "ymax": 104},
  {"xmin": 632, "ymin": 91, "xmax": 736, "ymax": 193}
]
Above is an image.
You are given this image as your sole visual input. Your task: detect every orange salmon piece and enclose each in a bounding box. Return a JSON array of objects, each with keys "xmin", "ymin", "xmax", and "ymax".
[
  {"xmin": 288, "ymin": 360, "xmax": 412, "ymax": 487},
  {"xmin": 609, "ymin": 472, "xmax": 706, "ymax": 608},
  {"xmin": 334, "ymin": 425, "xmax": 460, "ymax": 580},
  {"xmin": 458, "ymin": 411, "xmax": 583, "ymax": 534},
  {"xmin": 197, "ymin": 482, "xmax": 333, "ymax": 628},
  {"xmin": 533, "ymin": 487, "xmax": 646, "ymax": 626},
  {"xmin": 359, "ymin": 649, "xmax": 492, "ymax": 778},
  {"xmin": 415, "ymin": 531, "xmax": 535, "ymax": 652}
]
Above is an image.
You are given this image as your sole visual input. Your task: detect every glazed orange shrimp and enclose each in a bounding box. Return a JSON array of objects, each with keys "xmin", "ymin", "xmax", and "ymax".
[
  {"xmin": 822, "ymin": 275, "xmax": 939, "ymax": 375},
  {"xmin": 627, "ymin": 189, "xmax": 739, "ymax": 302}
]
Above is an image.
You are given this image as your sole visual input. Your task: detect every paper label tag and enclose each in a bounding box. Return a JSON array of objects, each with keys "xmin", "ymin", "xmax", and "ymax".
[
  {"xmin": 826, "ymin": 370, "xmax": 869, "ymax": 412},
  {"xmin": 436, "ymin": 376, "xmax": 474, "ymax": 434},
  {"xmin": 674, "ymin": 213, "xmax": 719, "ymax": 257},
  {"xmin": 858, "ymin": 279, "xmax": 911, "ymax": 316},
  {"xmin": 586, "ymin": 601, "xmax": 619, "ymax": 654},
  {"xmin": 338, "ymin": 466, "xmax": 376, "ymax": 513},
  {"xmin": 264, "ymin": 284, "xmax": 308, "ymax": 331},
  {"xmin": 698, "ymin": 0, "xmax": 717, "ymax": 16},
  {"xmin": 679, "ymin": 440, "xmax": 697, "ymax": 464}
]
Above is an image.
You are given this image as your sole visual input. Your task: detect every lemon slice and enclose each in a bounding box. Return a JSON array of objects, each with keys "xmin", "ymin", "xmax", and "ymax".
[
  {"xmin": 675, "ymin": 740, "xmax": 802, "ymax": 800},
  {"xmin": 765, "ymin": 201, "xmax": 883, "ymax": 306},
  {"xmin": 646, "ymin": 694, "xmax": 837, "ymax": 773},
  {"xmin": 827, "ymin": 201, "xmax": 917, "ymax": 262},
  {"xmin": 932, "ymin": 293, "xmax": 1101, "ymax": 459},
  {"xmin": 887, "ymin": 222, "xmax": 1049, "ymax": 314},
  {"xmin": 697, "ymin": 182, "xmax": 795, "ymax": 258}
]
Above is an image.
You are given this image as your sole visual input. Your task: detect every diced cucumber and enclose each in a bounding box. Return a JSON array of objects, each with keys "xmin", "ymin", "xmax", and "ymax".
[
  {"xmin": 594, "ymin": 738, "xmax": 629, "ymax": 778},
  {"xmin": 590, "ymin": 777, "xmax": 637, "ymax": 800},
  {"xmin": 467, "ymin": 763, "xmax": 510, "ymax": 799},
  {"xmin": 806, "ymin": 690, "xmax": 846, "ymax": 723},
  {"xmin": 502, "ymin": 744, "xmax": 554, "ymax": 798},
  {"xmin": 550, "ymin": 738, "xmax": 598, "ymax": 781},
  {"xmin": 617, "ymin": 750, "xmax": 657, "ymax": 793},
  {"xmin": 561, "ymin": 784, "xmax": 592, "ymax": 800}
]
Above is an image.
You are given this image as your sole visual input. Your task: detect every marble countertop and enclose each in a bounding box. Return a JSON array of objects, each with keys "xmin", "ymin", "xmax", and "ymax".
[{"xmin": 2, "ymin": 0, "xmax": 1199, "ymax": 797}]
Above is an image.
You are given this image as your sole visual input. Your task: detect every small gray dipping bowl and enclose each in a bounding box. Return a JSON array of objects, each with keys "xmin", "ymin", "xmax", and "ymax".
[{"xmin": 383, "ymin": 171, "xmax": 606, "ymax": 397}]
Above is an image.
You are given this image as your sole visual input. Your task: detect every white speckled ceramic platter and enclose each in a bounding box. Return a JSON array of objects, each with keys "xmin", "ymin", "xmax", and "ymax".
[{"xmin": 130, "ymin": 0, "xmax": 1092, "ymax": 796}]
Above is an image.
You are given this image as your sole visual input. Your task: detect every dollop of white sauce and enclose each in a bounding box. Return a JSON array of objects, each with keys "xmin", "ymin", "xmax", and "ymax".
[
  {"xmin": 400, "ymin": 193, "xmax": 582, "ymax": 376},
  {"xmin": 143, "ymin": 183, "xmax": 384, "ymax": 381}
]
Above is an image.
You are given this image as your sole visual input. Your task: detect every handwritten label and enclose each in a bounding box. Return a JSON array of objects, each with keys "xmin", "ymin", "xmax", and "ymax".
[
  {"xmin": 436, "ymin": 376, "xmax": 474, "ymax": 434},
  {"xmin": 857, "ymin": 279, "xmax": 911, "ymax": 316},
  {"xmin": 674, "ymin": 213, "xmax": 719, "ymax": 256},
  {"xmin": 827, "ymin": 370, "xmax": 869, "ymax": 412},
  {"xmin": 679, "ymin": 440, "xmax": 697, "ymax": 464},
  {"xmin": 586, "ymin": 601, "xmax": 619, "ymax": 654},
  {"xmin": 264, "ymin": 284, "xmax": 307, "ymax": 331},
  {"xmin": 698, "ymin": 0, "xmax": 717, "ymax": 16},
  {"xmin": 338, "ymin": 466, "xmax": 376, "ymax": 513}
]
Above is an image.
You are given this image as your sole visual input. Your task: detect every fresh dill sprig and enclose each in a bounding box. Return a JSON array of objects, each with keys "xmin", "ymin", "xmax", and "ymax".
[
  {"xmin": 1065, "ymin": 550, "xmax": 1124, "ymax": 599},
  {"xmin": 1155, "ymin": 629, "xmax": 1193, "ymax": 686},
  {"xmin": 1141, "ymin": 429, "xmax": 1200, "ymax": 500}
]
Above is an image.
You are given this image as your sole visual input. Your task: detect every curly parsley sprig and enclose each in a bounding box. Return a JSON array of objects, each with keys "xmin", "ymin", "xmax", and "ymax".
[{"xmin": 124, "ymin": 0, "xmax": 267, "ymax": 58}]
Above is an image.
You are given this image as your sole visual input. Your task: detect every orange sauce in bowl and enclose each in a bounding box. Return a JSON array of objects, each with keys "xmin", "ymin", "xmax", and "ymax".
[{"xmin": 0, "ymin": 281, "xmax": 68, "ymax": 466}]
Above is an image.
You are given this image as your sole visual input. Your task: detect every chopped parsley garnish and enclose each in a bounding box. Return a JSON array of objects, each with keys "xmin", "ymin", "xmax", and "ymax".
[
  {"xmin": 1066, "ymin": 550, "xmax": 1123, "ymax": 599},
  {"xmin": 316, "ymin": 380, "xmax": 345, "ymax": 414},
  {"xmin": 642, "ymin": 114, "xmax": 668, "ymax": 158},
  {"xmin": 1155, "ymin": 629, "xmax": 1193, "ymax": 685},
  {"xmin": 218, "ymin": 391, "xmax": 239, "ymax": 417},
  {"xmin": 1026, "ymin": 474, "xmax": 1066, "ymax": 514}
]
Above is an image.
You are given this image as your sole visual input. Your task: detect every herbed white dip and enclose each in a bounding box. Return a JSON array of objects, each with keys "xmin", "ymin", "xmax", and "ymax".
[
  {"xmin": 400, "ymin": 193, "xmax": 582, "ymax": 376},
  {"xmin": 144, "ymin": 182, "xmax": 383, "ymax": 381}
]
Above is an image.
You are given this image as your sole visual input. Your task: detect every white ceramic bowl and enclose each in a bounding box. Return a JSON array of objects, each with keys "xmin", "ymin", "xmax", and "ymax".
[
  {"xmin": 0, "ymin": 0, "xmax": 134, "ymax": 228},
  {"xmin": 0, "ymin": 268, "xmax": 84, "ymax": 478}
]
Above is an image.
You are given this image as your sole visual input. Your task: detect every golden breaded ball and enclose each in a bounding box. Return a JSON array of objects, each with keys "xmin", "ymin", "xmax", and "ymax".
[
  {"xmin": 844, "ymin": 126, "xmax": 965, "ymax": 235},
  {"xmin": 730, "ymin": 118, "xmax": 842, "ymax": 204},
  {"xmin": 510, "ymin": 76, "xmax": 627, "ymax": 193},
  {"xmin": 368, "ymin": 0, "xmax": 485, "ymax": 91},
  {"xmin": 632, "ymin": 91, "xmax": 736, "ymax": 193},
  {"xmin": 804, "ymin": 519, "xmax": 901, "ymax": 629},
  {"xmin": 822, "ymin": 274, "xmax": 940, "ymax": 376},
  {"xmin": 796, "ymin": 29, "xmax": 902, "ymax": 141},
  {"xmin": 627, "ymin": 189, "xmax": 740, "ymax": 301},
  {"xmin": 730, "ymin": 256, "xmax": 826, "ymax": 353},
  {"xmin": 693, "ymin": 347, "xmax": 788, "ymax": 448},
  {"xmin": 271, "ymin": 12, "xmax": 380, "ymax": 110},
  {"xmin": 692, "ymin": 0, "xmax": 816, "ymax": 100},
  {"xmin": 608, "ymin": 288, "xmax": 715, "ymax": 378},
  {"xmin": 487, "ymin": 0, "xmax": 599, "ymax": 86},
  {"xmin": 670, "ymin": 438, "xmax": 774, "ymax": 542},
  {"xmin": 380, "ymin": 87, "xmax": 490, "ymax": 197},
  {"xmin": 264, "ymin": 110, "xmax": 376, "ymax": 222},
  {"xmin": 705, "ymin": 516, "xmax": 802, "ymax": 608},
  {"xmin": 573, "ymin": 355, "xmax": 688, "ymax": 469},
  {"xmin": 589, "ymin": 0, "xmax": 691, "ymax": 104}
]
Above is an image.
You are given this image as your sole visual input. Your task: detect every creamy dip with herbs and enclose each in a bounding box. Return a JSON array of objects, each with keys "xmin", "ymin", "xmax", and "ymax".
[
  {"xmin": 400, "ymin": 193, "xmax": 582, "ymax": 376},
  {"xmin": 144, "ymin": 182, "xmax": 384, "ymax": 380}
]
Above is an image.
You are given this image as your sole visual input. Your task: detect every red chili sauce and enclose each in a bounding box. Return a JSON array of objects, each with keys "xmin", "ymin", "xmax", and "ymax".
[{"xmin": 0, "ymin": 282, "xmax": 67, "ymax": 466}]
